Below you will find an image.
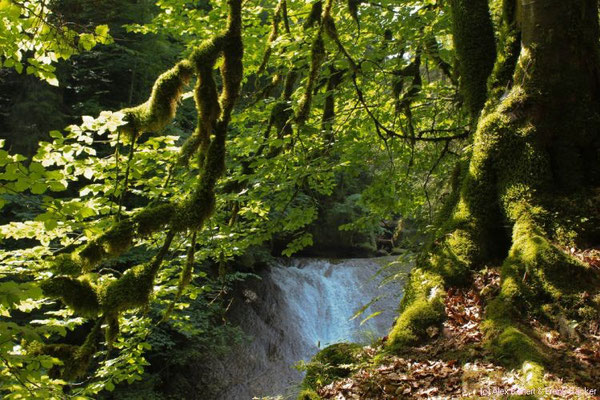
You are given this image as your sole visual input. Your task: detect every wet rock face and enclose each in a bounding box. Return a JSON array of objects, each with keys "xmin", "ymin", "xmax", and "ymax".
[{"xmin": 203, "ymin": 257, "xmax": 409, "ymax": 400}]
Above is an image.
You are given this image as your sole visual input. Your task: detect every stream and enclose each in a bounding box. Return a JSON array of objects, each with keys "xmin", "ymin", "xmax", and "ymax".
[{"xmin": 205, "ymin": 256, "xmax": 411, "ymax": 399}]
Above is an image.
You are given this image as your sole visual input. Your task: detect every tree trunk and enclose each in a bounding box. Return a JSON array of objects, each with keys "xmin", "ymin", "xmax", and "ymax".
[{"xmin": 389, "ymin": 0, "xmax": 600, "ymax": 377}]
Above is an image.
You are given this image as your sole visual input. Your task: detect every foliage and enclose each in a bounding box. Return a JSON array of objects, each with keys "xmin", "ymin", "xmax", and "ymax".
[
  {"xmin": 0, "ymin": 0, "xmax": 112, "ymax": 85},
  {"xmin": 0, "ymin": 0, "xmax": 473, "ymax": 397}
]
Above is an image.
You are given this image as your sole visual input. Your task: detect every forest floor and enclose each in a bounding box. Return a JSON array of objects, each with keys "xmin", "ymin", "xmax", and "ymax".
[{"xmin": 313, "ymin": 251, "xmax": 600, "ymax": 400}]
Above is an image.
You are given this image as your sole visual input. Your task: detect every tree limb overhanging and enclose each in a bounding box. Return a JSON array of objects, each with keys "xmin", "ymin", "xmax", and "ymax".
[{"xmin": 38, "ymin": 0, "xmax": 244, "ymax": 379}]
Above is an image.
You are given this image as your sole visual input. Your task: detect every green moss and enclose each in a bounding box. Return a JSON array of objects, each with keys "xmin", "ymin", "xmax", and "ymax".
[
  {"xmin": 303, "ymin": 1, "xmax": 322, "ymax": 29},
  {"xmin": 449, "ymin": 0, "xmax": 497, "ymax": 118},
  {"xmin": 297, "ymin": 389, "xmax": 321, "ymax": 400},
  {"xmin": 220, "ymin": 0, "xmax": 244, "ymax": 116},
  {"xmin": 120, "ymin": 60, "xmax": 194, "ymax": 139},
  {"xmin": 398, "ymin": 268, "xmax": 445, "ymax": 308},
  {"xmin": 134, "ymin": 203, "xmax": 176, "ymax": 237},
  {"xmin": 270, "ymin": 100, "xmax": 293, "ymax": 138},
  {"xmin": 321, "ymin": 67, "xmax": 344, "ymax": 136},
  {"xmin": 302, "ymin": 343, "xmax": 361, "ymax": 390},
  {"xmin": 175, "ymin": 36, "xmax": 226, "ymax": 165},
  {"xmin": 61, "ymin": 320, "xmax": 101, "ymax": 381},
  {"xmin": 190, "ymin": 36, "xmax": 224, "ymax": 68},
  {"xmin": 484, "ymin": 297, "xmax": 513, "ymax": 328},
  {"xmin": 33, "ymin": 343, "xmax": 78, "ymax": 379},
  {"xmin": 388, "ymin": 297, "xmax": 445, "ymax": 350},
  {"xmin": 483, "ymin": 294, "xmax": 545, "ymax": 374},
  {"xmin": 178, "ymin": 133, "xmax": 204, "ymax": 165},
  {"xmin": 257, "ymin": 0, "xmax": 284, "ymax": 74},
  {"xmin": 494, "ymin": 326, "xmax": 545, "ymax": 367},
  {"xmin": 105, "ymin": 314, "xmax": 120, "ymax": 347},
  {"xmin": 35, "ymin": 343, "xmax": 77, "ymax": 361},
  {"xmin": 100, "ymin": 264, "xmax": 155, "ymax": 315},
  {"xmin": 40, "ymin": 276, "xmax": 100, "ymax": 318},
  {"xmin": 426, "ymin": 252, "xmax": 469, "ymax": 287},
  {"xmin": 424, "ymin": 105, "xmax": 513, "ymax": 277},
  {"xmin": 486, "ymin": 0, "xmax": 521, "ymax": 105},
  {"xmin": 78, "ymin": 240, "xmax": 106, "ymax": 270},
  {"xmin": 194, "ymin": 65, "xmax": 220, "ymax": 132},
  {"xmin": 387, "ymin": 268, "xmax": 445, "ymax": 350},
  {"xmin": 488, "ymin": 27, "xmax": 520, "ymax": 103},
  {"xmin": 31, "ymin": 321, "xmax": 101, "ymax": 381},
  {"xmin": 501, "ymin": 214, "xmax": 593, "ymax": 307},
  {"xmin": 51, "ymin": 254, "xmax": 82, "ymax": 276},
  {"xmin": 100, "ymin": 219, "xmax": 135, "ymax": 256},
  {"xmin": 282, "ymin": 69, "xmax": 298, "ymax": 100},
  {"xmin": 296, "ymin": 33, "xmax": 325, "ymax": 125},
  {"xmin": 77, "ymin": 204, "xmax": 175, "ymax": 268}
]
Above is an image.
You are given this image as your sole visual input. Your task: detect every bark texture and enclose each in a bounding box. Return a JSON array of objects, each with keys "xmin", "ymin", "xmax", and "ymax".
[{"xmin": 389, "ymin": 0, "xmax": 600, "ymax": 380}]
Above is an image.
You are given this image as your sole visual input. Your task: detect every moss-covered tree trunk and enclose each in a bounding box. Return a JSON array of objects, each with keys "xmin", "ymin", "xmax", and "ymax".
[{"xmin": 389, "ymin": 0, "xmax": 600, "ymax": 378}]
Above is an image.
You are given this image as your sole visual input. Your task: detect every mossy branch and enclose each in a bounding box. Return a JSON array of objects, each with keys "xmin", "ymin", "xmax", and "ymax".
[
  {"xmin": 42, "ymin": 1, "xmax": 244, "ymax": 370},
  {"xmin": 32, "ymin": 319, "xmax": 103, "ymax": 380},
  {"xmin": 322, "ymin": 14, "xmax": 358, "ymax": 73},
  {"xmin": 40, "ymin": 276, "xmax": 100, "ymax": 318},
  {"xmin": 162, "ymin": 232, "xmax": 196, "ymax": 322},
  {"xmin": 100, "ymin": 231, "xmax": 175, "ymax": 337},
  {"xmin": 257, "ymin": 0, "xmax": 285, "ymax": 74},
  {"xmin": 296, "ymin": 34, "xmax": 325, "ymax": 125},
  {"xmin": 304, "ymin": 1, "xmax": 322, "ymax": 30},
  {"xmin": 347, "ymin": 0, "xmax": 361, "ymax": 31},
  {"xmin": 321, "ymin": 66, "xmax": 344, "ymax": 140},
  {"xmin": 423, "ymin": 37, "xmax": 455, "ymax": 85},
  {"xmin": 120, "ymin": 60, "xmax": 194, "ymax": 140}
]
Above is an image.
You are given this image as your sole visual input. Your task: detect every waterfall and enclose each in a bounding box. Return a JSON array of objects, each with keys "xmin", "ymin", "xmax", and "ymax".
[{"xmin": 204, "ymin": 257, "xmax": 411, "ymax": 400}]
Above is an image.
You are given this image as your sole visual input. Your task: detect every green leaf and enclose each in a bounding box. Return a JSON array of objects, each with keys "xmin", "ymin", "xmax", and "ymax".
[
  {"xmin": 360, "ymin": 311, "xmax": 383, "ymax": 326},
  {"xmin": 79, "ymin": 33, "xmax": 96, "ymax": 51},
  {"xmin": 95, "ymin": 24, "xmax": 110, "ymax": 37},
  {"xmin": 31, "ymin": 182, "xmax": 47, "ymax": 194}
]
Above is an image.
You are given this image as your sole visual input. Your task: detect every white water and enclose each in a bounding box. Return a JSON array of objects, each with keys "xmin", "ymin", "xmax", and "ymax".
[
  {"xmin": 270, "ymin": 258, "xmax": 401, "ymax": 359},
  {"xmin": 204, "ymin": 257, "xmax": 411, "ymax": 400}
]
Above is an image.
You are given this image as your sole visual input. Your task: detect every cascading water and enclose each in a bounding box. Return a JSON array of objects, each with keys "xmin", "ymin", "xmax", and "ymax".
[{"xmin": 203, "ymin": 257, "xmax": 411, "ymax": 400}]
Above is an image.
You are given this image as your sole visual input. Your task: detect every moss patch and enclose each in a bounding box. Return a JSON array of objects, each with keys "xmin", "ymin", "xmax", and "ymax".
[
  {"xmin": 302, "ymin": 343, "xmax": 362, "ymax": 390},
  {"xmin": 100, "ymin": 219, "xmax": 135, "ymax": 257},
  {"xmin": 296, "ymin": 33, "xmax": 325, "ymax": 125},
  {"xmin": 388, "ymin": 297, "xmax": 445, "ymax": 351},
  {"xmin": 51, "ymin": 254, "xmax": 82, "ymax": 276},
  {"xmin": 388, "ymin": 268, "xmax": 446, "ymax": 350},
  {"xmin": 134, "ymin": 203, "xmax": 176, "ymax": 237},
  {"xmin": 99, "ymin": 264, "xmax": 155, "ymax": 315},
  {"xmin": 40, "ymin": 276, "xmax": 100, "ymax": 318},
  {"xmin": 78, "ymin": 240, "xmax": 106, "ymax": 270}
]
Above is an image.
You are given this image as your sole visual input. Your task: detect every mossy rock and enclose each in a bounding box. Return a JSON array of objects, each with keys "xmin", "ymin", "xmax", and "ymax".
[
  {"xmin": 387, "ymin": 268, "xmax": 446, "ymax": 351},
  {"xmin": 302, "ymin": 343, "xmax": 362, "ymax": 390},
  {"xmin": 388, "ymin": 297, "xmax": 445, "ymax": 351}
]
